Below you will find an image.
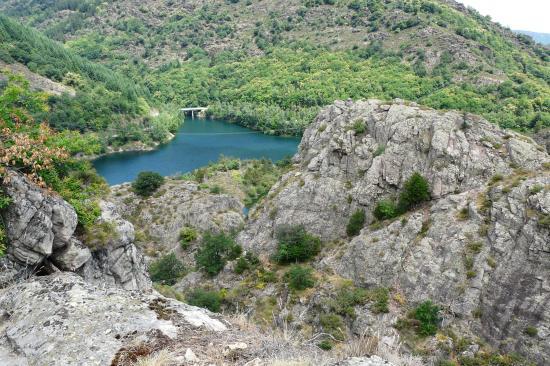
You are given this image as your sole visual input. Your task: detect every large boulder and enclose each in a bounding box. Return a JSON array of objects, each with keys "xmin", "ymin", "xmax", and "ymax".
[
  {"xmin": 0, "ymin": 273, "xmax": 225, "ymax": 366},
  {"xmin": 1, "ymin": 170, "xmax": 90, "ymax": 268},
  {"xmin": 0, "ymin": 171, "xmax": 150, "ymax": 290}
]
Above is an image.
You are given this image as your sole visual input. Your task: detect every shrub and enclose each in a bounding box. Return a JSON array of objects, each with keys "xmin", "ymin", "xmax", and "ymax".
[
  {"xmin": 149, "ymin": 253, "xmax": 186, "ymax": 285},
  {"xmin": 524, "ymin": 326, "xmax": 538, "ymax": 337},
  {"xmin": 352, "ymin": 120, "xmax": 366, "ymax": 134},
  {"xmin": 366, "ymin": 287, "xmax": 390, "ymax": 314},
  {"xmin": 331, "ymin": 284, "xmax": 367, "ymax": 317},
  {"xmin": 346, "ymin": 209, "xmax": 366, "ymax": 237},
  {"xmin": 317, "ymin": 339, "xmax": 333, "ymax": 350},
  {"xmin": 285, "ymin": 265, "xmax": 315, "ymax": 290},
  {"xmin": 412, "ymin": 300, "xmax": 441, "ymax": 336},
  {"xmin": 195, "ymin": 232, "xmax": 242, "ymax": 276},
  {"xmin": 373, "ymin": 199, "xmax": 397, "ymax": 220},
  {"xmin": 179, "ymin": 226, "xmax": 198, "ymax": 249},
  {"xmin": 234, "ymin": 257, "xmax": 250, "ymax": 274},
  {"xmin": 132, "ymin": 171, "xmax": 165, "ymax": 197},
  {"xmin": 397, "ymin": 172, "xmax": 430, "ymax": 212},
  {"xmin": 186, "ymin": 288, "xmax": 222, "ymax": 312},
  {"xmin": 273, "ymin": 225, "xmax": 321, "ymax": 264},
  {"xmin": 319, "ymin": 313, "xmax": 345, "ymax": 340}
]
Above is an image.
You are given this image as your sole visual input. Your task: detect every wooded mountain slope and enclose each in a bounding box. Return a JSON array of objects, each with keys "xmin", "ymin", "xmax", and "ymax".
[{"xmin": 2, "ymin": 0, "xmax": 548, "ymax": 135}]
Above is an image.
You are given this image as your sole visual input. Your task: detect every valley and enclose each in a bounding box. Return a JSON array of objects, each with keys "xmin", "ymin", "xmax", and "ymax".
[{"xmin": 0, "ymin": 1, "xmax": 549, "ymax": 366}]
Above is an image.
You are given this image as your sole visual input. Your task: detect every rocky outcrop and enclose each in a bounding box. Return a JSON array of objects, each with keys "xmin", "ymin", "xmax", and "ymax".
[
  {"xmin": 0, "ymin": 273, "xmax": 225, "ymax": 366},
  {"xmin": 236, "ymin": 99, "xmax": 549, "ymax": 364},
  {"xmin": 78, "ymin": 201, "xmax": 151, "ymax": 290},
  {"xmin": 239, "ymin": 99, "xmax": 547, "ymax": 251},
  {"xmin": 1, "ymin": 170, "xmax": 90, "ymax": 269},
  {"xmin": 0, "ymin": 170, "xmax": 149, "ymax": 290},
  {"xmin": 109, "ymin": 179, "xmax": 245, "ymax": 254}
]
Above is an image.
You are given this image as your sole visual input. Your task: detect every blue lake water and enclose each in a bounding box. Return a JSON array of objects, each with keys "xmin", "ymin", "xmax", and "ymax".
[{"xmin": 93, "ymin": 118, "xmax": 301, "ymax": 185}]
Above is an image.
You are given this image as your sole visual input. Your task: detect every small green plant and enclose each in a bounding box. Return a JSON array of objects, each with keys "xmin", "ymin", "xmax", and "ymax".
[
  {"xmin": 331, "ymin": 284, "xmax": 367, "ymax": 317},
  {"xmin": 352, "ymin": 120, "xmax": 366, "ymax": 134},
  {"xmin": 457, "ymin": 207, "xmax": 470, "ymax": 220},
  {"xmin": 285, "ymin": 265, "xmax": 315, "ymax": 290},
  {"xmin": 195, "ymin": 232, "xmax": 242, "ymax": 276},
  {"xmin": 317, "ymin": 339, "xmax": 333, "ymax": 350},
  {"xmin": 373, "ymin": 199, "xmax": 398, "ymax": 220},
  {"xmin": 234, "ymin": 256, "xmax": 250, "ymax": 274},
  {"xmin": 273, "ymin": 225, "xmax": 321, "ymax": 264},
  {"xmin": 132, "ymin": 171, "xmax": 165, "ymax": 197},
  {"xmin": 149, "ymin": 253, "xmax": 186, "ymax": 285},
  {"xmin": 179, "ymin": 226, "xmax": 198, "ymax": 249},
  {"xmin": 373, "ymin": 144, "xmax": 385, "ymax": 157},
  {"xmin": 524, "ymin": 326, "xmax": 538, "ymax": 337},
  {"xmin": 367, "ymin": 287, "xmax": 390, "ymax": 314},
  {"xmin": 397, "ymin": 172, "xmax": 430, "ymax": 212},
  {"xmin": 319, "ymin": 313, "xmax": 345, "ymax": 340},
  {"xmin": 186, "ymin": 288, "xmax": 222, "ymax": 312},
  {"xmin": 412, "ymin": 301, "xmax": 441, "ymax": 336},
  {"xmin": 346, "ymin": 209, "xmax": 366, "ymax": 237}
]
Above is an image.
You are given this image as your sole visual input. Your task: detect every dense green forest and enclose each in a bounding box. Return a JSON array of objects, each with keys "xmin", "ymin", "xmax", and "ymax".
[
  {"xmin": 0, "ymin": 14, "xmax": 178, "ymax": 151},
  {"xmin": 1, "ymin": 0, "xmax": 549, "ymax": 136}
]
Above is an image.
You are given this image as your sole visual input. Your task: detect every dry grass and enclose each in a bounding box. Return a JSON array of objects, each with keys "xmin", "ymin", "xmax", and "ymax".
[{"xmin": 133, "ymin": 350, "xmax": 176, "ymax": 366}]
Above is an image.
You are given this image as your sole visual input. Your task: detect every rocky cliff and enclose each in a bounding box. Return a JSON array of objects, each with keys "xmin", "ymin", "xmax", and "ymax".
[{"xmin": 232, "ymin": 100, "xmax": 550, "ymax": 364}]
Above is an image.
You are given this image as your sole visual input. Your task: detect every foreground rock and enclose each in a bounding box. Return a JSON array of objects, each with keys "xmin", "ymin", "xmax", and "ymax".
[
  {"xmin": 0, "ymin": 273, "xmax": 347, "ymax": 366},
  {"xmin": 0, "ymin": 273, "xmax": 225, "ymax": 366}
]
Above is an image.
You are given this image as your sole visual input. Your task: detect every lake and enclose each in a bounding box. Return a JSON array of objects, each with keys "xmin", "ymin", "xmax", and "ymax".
[{"xmin": 93, "ymin": 118, "xmax": 301, "ymax": 185}]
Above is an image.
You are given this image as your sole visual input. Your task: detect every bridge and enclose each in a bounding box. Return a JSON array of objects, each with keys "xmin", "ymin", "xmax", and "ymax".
[{"xmin": 180, "ymin": 107, "xmax": 208, "ymax": 118}]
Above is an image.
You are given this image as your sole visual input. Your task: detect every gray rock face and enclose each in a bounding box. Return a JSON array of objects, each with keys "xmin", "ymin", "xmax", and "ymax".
[
  {"xmin": 1, "ymin": 170, "xmax": 150, "ymax": 290},
  {"xmin": 332, "ymin": 174, "xmax": 549, "ymax": 363},
  {"xmin": 239, "ymin": 99, "xmax": 547, "ymax": 251},
  {"xmin": 79, "ymin": 201, "xmax": 151, "ymax": 291},
  {"xmin": 1, "ymin": 170, "xmax": 90, "ymax": 269},
  {"xmin": 0, "ymin": 273, "xmax": 226, "ymax": 366}
]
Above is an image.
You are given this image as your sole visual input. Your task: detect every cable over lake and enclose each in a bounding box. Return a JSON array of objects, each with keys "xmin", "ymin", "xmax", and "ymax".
[{"xmin": 93, "ymin": 118, "xmax": 301, "ymax": 185}]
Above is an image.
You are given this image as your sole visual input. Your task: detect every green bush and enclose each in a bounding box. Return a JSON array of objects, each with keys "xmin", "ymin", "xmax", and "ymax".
[
  {"xmin": 319, "ymin": 313, "xmax": 345, "ymax": 340},
  {"xmin": 331, "ymin": 284, "xmax": 367, "ymax": 317},
  {"xmin": 346, "ymin": 209, "xmax": 366, "ymax": 237},
  {"xmin": 186, "ymin": 288, "xmax": 222, "ymax": 312},
  {"xmin": 317, "ymin": 339, "xmax": 333, "ymax": 350},
  {"xmin": 285, "ymin": 265, "xmax": 315, "ymax": 290},
  {"xmin": 397, "ymin": 172, "xmax": 430, "ymax": 212},
  {"xmin": 273, "ymin": 225, "xmax": 321, "ymax": 264},
  {"xmin": 179, "ymin": 226, "xmax": 198, "ymax": 249},
  {"xmin": 149, "ymin": 253, "xmax": 186, "ymax": 285},
  {"xmin": 412, "ymin": 300, "xmax": 441, "ymax": 336},
  {"xmin": 373, "ymin": 199, "xmax": 398, "ymax": 220},
  {"xmin": 234, "ymin": 257, "xmax": 250, "ymax": 274},
  {"xmin": 195, "ymin": 232, "xmax": 242, "ymax": 276},
  {"xmin": 132, "ymin": 171, "xmax": 165, "ymax": 197}
]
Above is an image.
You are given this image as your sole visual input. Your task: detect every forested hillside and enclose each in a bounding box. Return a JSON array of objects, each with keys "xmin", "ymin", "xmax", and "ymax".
[
  {"xmin": 2, "ymin": 0, "xmax": 550, "ymax": 133},
  {"xmin": 2, "ymin": 0, "xmax": 549, "ymax": 135},
  {"xmin": 0, "ymin": 15, "xmax": 178, "ymax": 151}
]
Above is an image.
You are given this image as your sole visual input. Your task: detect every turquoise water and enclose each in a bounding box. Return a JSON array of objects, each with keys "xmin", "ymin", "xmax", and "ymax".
[{"xmin": 93, "ymin": 118, "xmax": 301, "ymax": 185}]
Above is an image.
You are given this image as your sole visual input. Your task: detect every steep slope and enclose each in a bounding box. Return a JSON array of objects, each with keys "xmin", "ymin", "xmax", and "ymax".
[{"xmin": 2, "ymin": 0, "xmax": 548, "ymax": 135}]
